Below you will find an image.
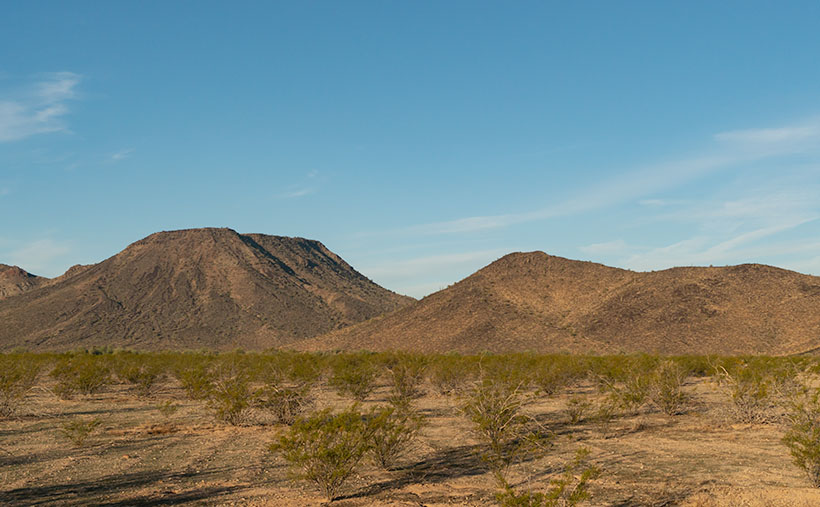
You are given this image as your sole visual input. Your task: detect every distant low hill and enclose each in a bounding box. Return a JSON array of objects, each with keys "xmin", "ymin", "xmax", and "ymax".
[
  {"xmin": 0, "ymin": 228, "xmax": 413, "ymax": 351},
  {"xmin": 294, "ymin": 252, "xmax": 820, "ymax": 355}
]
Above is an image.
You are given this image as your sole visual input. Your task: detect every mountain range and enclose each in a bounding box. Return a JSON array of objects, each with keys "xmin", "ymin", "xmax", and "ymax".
[{"xmin": 3, "ymin": 229, "xmax": 820, "ymax": 355}]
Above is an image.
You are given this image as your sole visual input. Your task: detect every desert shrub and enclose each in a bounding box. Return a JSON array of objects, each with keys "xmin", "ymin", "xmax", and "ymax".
[
  {"xmin": 368, "ymin": 405, "xmax": 424, "ymax": 469},
  {"xmin": 0, "ymin": 353, "xmax": 42, "ymax": 418},
  {"xmin": 113, "ymin": 353, "xmax": 164, "ymax": 398},
  {"xmin": 533, "ymin": 356, "xmax": 588, "ymax": 397},
  {"xmin": 648, "ymin": 360, "xmax": 690, "ymax": 416},
  {"xmin": 207, "ymin": 355, "xmax": 253, "ymax": 425},
  {"xmin": 285, "ymin": 352, "xmax": 324, "ymax": 387},
  {"xmin": 51, "ymin": 354, "xmax": 112, "ymax": 399},
  {"xmin": 384, "ymin": 353, "xmax": 427, "ymax": 410},
  {"xmin": 713, "ymin": 362, "xmax": 774, "ymax": 423},
  {"xmin": 596, "ymin": 368, "xmax": 651, "ymax": 415},
  {"xmin": 272, "ymin": 405, "xmax": 374, "ymax": 501},
  {"xmin": 171, "ymin": 354, "xmax": 215, "ymax": 400},
  {"xmin": 255, "ymin": 383, "xmax": 312, "ymax": 425},
  {"xmin": 564, "ymin": 395, "xmax": 591, "ymax": 424},
  {"xmin": 60, "ymin": 416, "xmax": 102, "ymax": 447},
  {"xmin": 463, "ymin": 374, "xmax": 548, "ymax": 481},
  {"xmin": 783, "ymin": 387, "xmax": 820, "ymax": 487},
  {"xmin": 428, "ymin": 355, "xmax": 472, "ymax": 395},
  {"xmin": 495, "ymin": 447, "xmax": 600, "ymax": 506},
  {"xmin": 329, "ymin": 353, "xmax": 379, "ymax": 401},
  {"xmin": 156, "ymin": 400, "xmax": 180, "ymax": 419}
]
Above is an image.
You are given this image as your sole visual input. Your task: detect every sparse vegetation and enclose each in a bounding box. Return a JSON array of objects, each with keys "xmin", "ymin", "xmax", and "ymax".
[
  {"xmin": 60, "ymin": 416, "xmax": 102, "ymax": 447},
  {"xmin": 367, "ymin": 405, "xmax": 424, "ymax": 469},
  {"xmin": 51, "ymin": 353, "xmax": 112, "ymax": 399},
  {"xmin": 4, "ymin": 350, "xmax": 820, "ymax": 504},
  {"xmin": 329, "ymin": 353, "xmax": 379, "ymax": 401},
  {"xmin": 648, "ymin": 360, "xmax": 691, "ymax": 416},
  {"xmin": 783, "ymin": 386, "xmax": 820, "ymax": 487},
  {"xmin": 0, "ymin": 353, "xmax": 41, "ymax": 418},
  {"xmin": 272, "ymin": 405, "xmax": 374, "ymax": 501}
]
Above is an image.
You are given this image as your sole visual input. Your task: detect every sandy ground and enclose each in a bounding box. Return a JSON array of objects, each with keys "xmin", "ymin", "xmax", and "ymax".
[{"xmin": 3, "ymin": 376, "xmax": 820, "ymax": 506}]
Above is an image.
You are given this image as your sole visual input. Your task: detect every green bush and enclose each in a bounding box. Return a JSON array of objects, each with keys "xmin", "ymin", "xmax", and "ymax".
[
  {"xmin": 565, "ymin": 395, "xmax": 591, "ymax": 425},
  {"xmin": 783, "ymin": 387, "xmax": 820, "ymax": 487},
  {"xmin": 329, "ymin": 354, "xmax": 379, "ymax": 401},
  {"xmin": 51, "ymin": 354, "xmax": 112, "ymax": 399},
  {"xmin": 368, "ymin": 405, "xmax": 424, "ymax": 469},
  {"xmin": 113, "ymin": 353, "xmax": 163, "ymax": 398},
  {"xmin": 463, "ymin": 374, "xmax": 547, "ymax": 481},
  {"xmin": 495, "ymin": 448, "xmax": 599, "ymax": 506},
  {"xmin": 207, "ymin": 355, "xmax": 253, "ymax": 425},
  {"xmin": 384, "ymin": 353, "xmax": 427, "ymax": 410},
  {"xmin": 648, "ymin": 360, "xmax": 690, "ymax": 416},
  {"xmin": 428, "ymin": 355, "xmax": 472, "ymax": 395},
  {"xmin": 0, "ymin": 354, "xmax": 41, "ymax": 418},
  {"xmin": 170, "ymin": 353, "xmax": 215, "ymax": 400},
  {"xmin": 60, "ymin": 416, "xmax": 102, "ymax": 447},
  {"xmin": 272, "ymin": 405, "xmax": 374, "ymax": 501},
  {"xmin": 255, "ymin": 383, "xmax": 312, "ymax": 425}
]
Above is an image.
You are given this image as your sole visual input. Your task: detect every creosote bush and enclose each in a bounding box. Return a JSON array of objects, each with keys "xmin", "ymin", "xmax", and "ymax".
[
  {"xmin": 384, "ymin": 353, "xmax": 427, "ymax": 410},
  {"xmin": 368, "ymin": 405, "xmax": 424, "ymax": 469},
  {"xmin": 463, "ymin": 372, "xmax": 548, "ymax": 482},
  {"xmin": 272, "ymin": 405, "xmax": 374, "ymax": 501},
  {"xmin": 60, "ymin": 416, "xmax": 102, "ymax": 447},
  {"xmin": 113, "ymin": 353, "xmax": 164, "ymax": 398},
  {"xmin": 648, "ymin": 360, "xmax": 690, "ymax": 416},
  {"xmin": 0, "ymin": 353, "xmax": 42, "ymax": 418},
  {"xmin": 783, "ymin": 387, "xmax": 820, "ymax": 487},
  {"xmin": 495, "ymin": 448, "xmax": 600, "ymax": 507},
  {"xmin": 51, "ymin": 354, "xmax": 112, "ymax": 399},
  {"xmin": 329, "ymin": 354, "xmax": 379, "ymax": 401},
  {"xmin": 207, "ymin": 355, "xmax": 253, "ymax": 425}
]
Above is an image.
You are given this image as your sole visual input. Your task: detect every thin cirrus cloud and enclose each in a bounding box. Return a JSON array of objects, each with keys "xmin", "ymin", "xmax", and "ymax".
[
  {"xmin": 110, "ymin": 148, "xmax": 134, "ymax": 161},
  {"xmin": 402, "ymin": 118, "xmax": 820, "ymax": 237},
  {"xmin": 278, "ymin": 187, "xmax": 316, "ymax": 199},
  {"xmin": 6, "ymin": 238, "xmax": 72, "ymax": 276},
  {"xmin": 0, "ymin": 72, "xmax": 81, "ymax": 142}
]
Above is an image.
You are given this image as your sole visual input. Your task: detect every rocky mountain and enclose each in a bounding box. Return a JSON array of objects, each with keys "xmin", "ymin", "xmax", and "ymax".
[
  {"xmin": 295, "ymin": 252, "xmax": 820, "ymax": 355},
  {"xmin": 0, "ymin": 264, "xmax": 45, "ymax": 300},
  {"xmin": 0, "ymin": 228, "xmax": 413, "ymax": 351}
]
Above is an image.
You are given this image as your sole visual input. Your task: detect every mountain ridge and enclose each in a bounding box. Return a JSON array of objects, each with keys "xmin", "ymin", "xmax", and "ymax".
[{"xmin": 293, "ymin": 251, "xmax": 820, "ymax": 355}]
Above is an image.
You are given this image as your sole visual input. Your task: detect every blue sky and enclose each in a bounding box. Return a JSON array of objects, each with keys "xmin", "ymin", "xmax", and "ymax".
[{"xmin": 2, "ymin": 1, "xmax": 820, "ymax": 298}]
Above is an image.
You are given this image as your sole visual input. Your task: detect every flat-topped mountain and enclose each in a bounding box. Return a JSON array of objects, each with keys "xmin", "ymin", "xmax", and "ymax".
[
  {"xmin": 295, "ymin": 252, "xmax": 820, "ymax": 355},
  {"xmin": 0, "ymin": 228, "xmax": 413, "ymax": 351}
]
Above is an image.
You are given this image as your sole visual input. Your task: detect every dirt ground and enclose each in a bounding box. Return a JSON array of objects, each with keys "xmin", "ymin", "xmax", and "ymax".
[{"xmin": 3, "ymin": 376, "xmax": 820, "ymax": 506}]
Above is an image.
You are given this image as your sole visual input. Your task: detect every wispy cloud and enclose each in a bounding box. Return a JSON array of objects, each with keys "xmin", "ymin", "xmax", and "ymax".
[
  {"xmin": 278, "ymin": 187, "xmax": 316, "ymax": 199},
  {"xmin": 714, "ymin": 123, "xmax": 820, "ymax": 147},
  {"xmin": 110, "ymin": 148, "xmax": 134, "ymax": 161},
  {"xmin": 360, "ymin": 248, "xmax": 510, "ymax": 297},
  {"xmin": 361, "ymin": 249, "xmax": 507, "ymax": 279},
  {"xmin": 405, "ymin": 154, "xmax": 740, "ymax": 235},
  {"xmin": 6, "ymin": 238, "xmax": 71, "ymax": 276},
  {"xmin": 580, "ymin": 239, "xmax": 629, "ymax": 255},
  {"xmin": 401, "ymin": 119, "xmax": 820, "ymax": 237},
  {"xmin": 0, "ymin": 72, "xmax": 81, "ymax": 142},
  {"xmin": 277, "ymin": 170, "xmax": 323, "ymax": 199}
]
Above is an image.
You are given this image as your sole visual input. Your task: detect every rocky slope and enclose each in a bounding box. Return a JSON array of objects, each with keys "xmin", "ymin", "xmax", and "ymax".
[
  {"xmin": 0, "ymin": 228, "xmax": 412, "ymax": 351},
  {"xmin": 295, "ymin": 252, "xmax": 820, "ymax": 355}
]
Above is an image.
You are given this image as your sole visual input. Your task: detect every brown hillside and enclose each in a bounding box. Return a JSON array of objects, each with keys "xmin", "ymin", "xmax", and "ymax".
[
  {"xmin": 0, "ymin": 228, "xmax": 412, "ymax": 351},
  {"xmin": 295, "ymin": 252, "xmax": 820, "ymax": 355},
  {"xmin": 0, "ymin": 264, "xmax": 45, "ymax": 300}
]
